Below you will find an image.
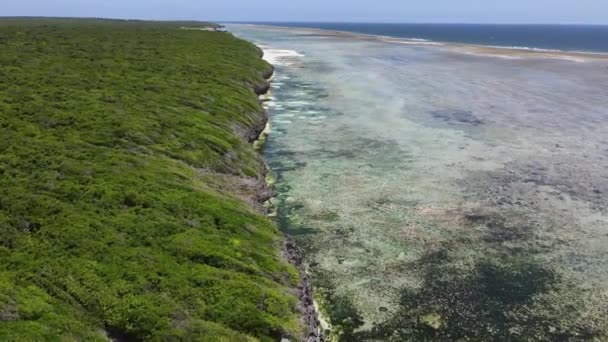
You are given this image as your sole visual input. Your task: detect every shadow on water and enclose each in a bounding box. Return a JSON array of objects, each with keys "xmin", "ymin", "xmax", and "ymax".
[{"xmin": 354, "ymin": 250, "xmax": 599, "ymax": 341}]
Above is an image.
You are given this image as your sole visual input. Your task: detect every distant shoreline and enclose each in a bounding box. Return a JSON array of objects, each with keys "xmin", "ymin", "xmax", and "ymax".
[{"xmin": 227, "ymin": 23, "xmax": 608, "ymax": 62}]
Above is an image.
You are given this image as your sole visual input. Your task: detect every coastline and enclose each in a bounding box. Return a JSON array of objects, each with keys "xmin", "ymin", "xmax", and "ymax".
[
  {"xmin": 231, "ymin": 23, "xmax": 608, "ymax": 62},
  {"xmin": 252, "ymin": 46, "xmax": 325, "ymax": 342}
]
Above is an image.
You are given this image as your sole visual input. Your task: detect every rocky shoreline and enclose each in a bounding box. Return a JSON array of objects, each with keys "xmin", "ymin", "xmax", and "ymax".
[
  {"xmin": 249, "ymin": 51, "xmax": 325, "ymax": 342},
  {"xmin": 282, "ymin": 238, "xmax": 325, "ymax": 342}
]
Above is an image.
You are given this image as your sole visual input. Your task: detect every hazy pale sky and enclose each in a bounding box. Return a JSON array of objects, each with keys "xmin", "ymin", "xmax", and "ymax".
[{"xmin": 4, "ymin": 0, "xmax": 608, "ymax": 24}]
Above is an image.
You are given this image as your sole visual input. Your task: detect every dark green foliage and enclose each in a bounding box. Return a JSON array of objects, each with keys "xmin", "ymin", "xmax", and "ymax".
[{"xmin": 0, "ymin": 18, "xmax": 299, "ymax": 340}]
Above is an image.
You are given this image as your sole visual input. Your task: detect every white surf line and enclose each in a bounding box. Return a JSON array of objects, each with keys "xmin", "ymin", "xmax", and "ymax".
[{"xmin": 258, "ymin": 44, "xmax": 305, "ymax": 67}]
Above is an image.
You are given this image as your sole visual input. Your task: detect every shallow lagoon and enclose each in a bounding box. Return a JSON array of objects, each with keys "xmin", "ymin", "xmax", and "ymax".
[{"xmin": 229, "ymin": 24, "xmax": 608, "ymax": 340}]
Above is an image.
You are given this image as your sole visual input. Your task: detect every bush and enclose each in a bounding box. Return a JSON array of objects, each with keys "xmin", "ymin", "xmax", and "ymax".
[{"xmin": 0, "ymin": 18, "xmax": 298, "ymax": 340}]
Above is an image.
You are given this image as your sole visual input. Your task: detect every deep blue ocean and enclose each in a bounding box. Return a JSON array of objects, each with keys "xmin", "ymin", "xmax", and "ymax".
[{"xmin": 243, "ymin": 23, "xmax": 608, "ymax": 53}]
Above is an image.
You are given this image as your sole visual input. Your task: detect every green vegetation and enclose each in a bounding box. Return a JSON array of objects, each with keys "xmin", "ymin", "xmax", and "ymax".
[{"xmin": 0, "ymin": 18, "xmax": 300, "ymax": 340}]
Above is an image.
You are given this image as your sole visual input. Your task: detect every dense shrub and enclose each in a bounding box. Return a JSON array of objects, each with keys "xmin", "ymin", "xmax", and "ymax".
[{"xmin": 0, "ymin": 18, "xmax": 298, "ymax": 341}]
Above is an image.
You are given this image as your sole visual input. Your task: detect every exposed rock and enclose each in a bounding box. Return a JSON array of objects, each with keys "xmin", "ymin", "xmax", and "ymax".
[
  {"xmin": 283, "ymin": 238, "xmax": 325, "ymax": 342},
  {"xmin": 248, "ymin": 65, "xmax": 324, "ymax": 341}
]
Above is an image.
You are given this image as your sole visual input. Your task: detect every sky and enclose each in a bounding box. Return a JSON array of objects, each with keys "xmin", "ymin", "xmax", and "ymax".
[{"xmin": 3, "ymin": 0, "xmax": 608, "ymax": 25}]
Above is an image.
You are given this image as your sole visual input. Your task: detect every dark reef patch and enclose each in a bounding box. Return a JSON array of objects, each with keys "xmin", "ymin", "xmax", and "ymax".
[
  {"xmin": 461, "ymin": 160, "xmax": 608, "ymax": 212},
  {"xmin": 313, "ymin": 273, "xmax": 365, "ymax": 340},
  {"xmin": 430, "ymin": 109, "xmax": 484, "ymax": 126},
  {"xmin": 362, "ymin": 251, "xmax": 598, "ymax": 341},
  {"xmin": 463, "ymin": 210, "xmax": 533, "ymax": 245}
]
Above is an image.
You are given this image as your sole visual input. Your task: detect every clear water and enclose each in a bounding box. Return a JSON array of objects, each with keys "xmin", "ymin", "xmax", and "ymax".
[{"xmin": 227, "ymin": 24, "xmax": 608, "ymax": 340}]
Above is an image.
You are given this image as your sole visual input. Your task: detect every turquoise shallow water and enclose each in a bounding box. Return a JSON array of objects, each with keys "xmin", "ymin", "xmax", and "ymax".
[{"xmin": 228, "ymin": 25, "xmax": 608, "ymax": 340}]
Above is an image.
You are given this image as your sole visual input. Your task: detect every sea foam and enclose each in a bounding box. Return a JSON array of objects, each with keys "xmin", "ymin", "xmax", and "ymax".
[{"xmin": 257, "ymin": 45, "xmax": 304, "ymax": 66}]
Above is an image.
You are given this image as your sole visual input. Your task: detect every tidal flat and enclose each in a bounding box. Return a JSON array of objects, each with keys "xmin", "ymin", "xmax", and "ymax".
[{"xmin": 229, "ymin": 24, "xmax": 608, "ymax": 340}]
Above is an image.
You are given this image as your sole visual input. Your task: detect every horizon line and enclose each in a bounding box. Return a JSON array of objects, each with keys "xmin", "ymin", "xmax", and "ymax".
[
  {"xmin": 1, "ymin": 16, "xmax": 607, "ymax": 26},
  {"xmin": 226, "ymin": 20, "xmax": 608, "ymax": 27}
]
